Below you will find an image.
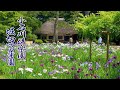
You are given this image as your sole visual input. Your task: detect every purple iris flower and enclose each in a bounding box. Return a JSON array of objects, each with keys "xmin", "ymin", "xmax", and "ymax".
[
  {"xmin": 2, "ymin": 57, "xmax": 6, "ymax": 62},
  {"xmin": 48, "ymin": 71, "xmax": 56, "ymax": 75},
  {"xmin": 44, "ymin": 50, "xmax": 47, "ymax": 53},
  {"xmin": 89, "ymin": 68, "xmax": 93, "ymax": 71},
  {"xmin": 96, "ymin": 62, "xmax": 100, "ymax": 70},
  {"xmin": 108, "ymin": 50, "xmax": 112, "ymax": 54},
  {"xmin": 107, "ymin": 59, "xmax": 113, "ymax": 64},
  {"xmin": 77, "ymin": 68, "xmax": 82, "ymax": 73},
  {"xmin": 51, "ymin": 60, "xmax": 55, "ymax": 63},
  {"xmin": 112, "ymin": 64, "xmax": 117, "ymax": 68},
  {"xmin": 40, "ymin": 64, "xmax": 44, "ymax": 67},
  {"xmin": 94, "ymin": 75, "xmax": 97, "ymax": 78},
  {"xmin": 117, "ymin": 62, "xmax": 120, "ymax": 65},
  {"xmin": 52, "ymin": 51, "xmax": 55, "ymax": 55},
  {"xmin": 71, "ymin": 66, "xmax": 75, "ymax": 70},
  {"xmin": 88, "ymin": 62, "xmax": 92, "ymax": 67},
  {"xmin": 112, "ymin": 56, "xmax": 117, "ymax": 59},
  {"xmin": 39, "ymin": 52, "xmax": 43, "ymax": 55},
  {"xmin": 85, "ymin": 74, "xmax": 89, "ymax": 76}
]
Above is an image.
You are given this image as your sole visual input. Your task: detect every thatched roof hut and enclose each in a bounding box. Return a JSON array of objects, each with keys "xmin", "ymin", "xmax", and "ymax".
[
  {"xmin": 34, "ymin": 18, "xmax": 78, "ymax": 43},
  {"xmin": 35, "ymin": 18, "xmax": 77, "ymax": 35}
]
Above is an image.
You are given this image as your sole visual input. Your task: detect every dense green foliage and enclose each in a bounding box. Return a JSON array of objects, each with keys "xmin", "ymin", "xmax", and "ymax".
[
  {"xmin": 0, "ymin": 11, "xmax": 42, "ymax": 43},
  {"xmin": 1, "ymin": 11, "xmax": 120, "ymax": 44},
  {"xmin": 0, "ymin": 11, "xmax": 78, "ymax": 43},
  {"xmin": 73, "ymin": 11, "xmax": 120, "ymax": 44},
  {"xmin": 35, "ymin": 39, "xmax": 43, "ymax": 44}
]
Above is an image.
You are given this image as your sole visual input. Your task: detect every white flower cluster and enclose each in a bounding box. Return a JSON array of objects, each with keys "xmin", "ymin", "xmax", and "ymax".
[{"xmin": 18, "ymin": 67, "xmax": 33, "ymax": 74}]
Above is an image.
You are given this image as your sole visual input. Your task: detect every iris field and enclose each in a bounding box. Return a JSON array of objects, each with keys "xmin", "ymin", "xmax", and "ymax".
[{"xmin": 0, "ymin": 42, "xmax": 120, "ymax": 79}]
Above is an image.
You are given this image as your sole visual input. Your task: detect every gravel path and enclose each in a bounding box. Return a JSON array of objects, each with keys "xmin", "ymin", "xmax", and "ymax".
[{"xmin": 111, "ymin": 46, "xmax": 120, "ymax": 49}]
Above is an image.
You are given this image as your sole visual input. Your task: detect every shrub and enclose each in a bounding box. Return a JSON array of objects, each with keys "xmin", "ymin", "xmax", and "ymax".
[
  {"xmin": 35, "ymin": 39, "xmax": 43, "ymax": 44},
  {"xmin": 93, "ymin": 39, "xmax": 97, "ymax": 44},
  {"xmin": 79, "ymin": 41, "xmax": 82, "ymax": 43},
  {"xmin": 43, "ymin": 39, "xmax": 49, "ymax": 43},
  {"xmin": 26, "ymin": 34, "xmax": 37, "ymax": 41},
  {"xmin": 110, "ymin": 42, "xmax": 116, "ymax": 45}
]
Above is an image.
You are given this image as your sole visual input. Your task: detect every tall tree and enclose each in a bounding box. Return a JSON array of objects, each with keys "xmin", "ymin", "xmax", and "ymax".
[
  {"xmin": 0, "ymin": 11, "xmax": 42, "ymax": 43},
  {"xmin": 53, "ymin": 11, "xmax": 59, "ymax": 43}
]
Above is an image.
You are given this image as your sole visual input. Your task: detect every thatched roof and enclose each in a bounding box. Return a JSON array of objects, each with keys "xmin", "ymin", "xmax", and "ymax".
[{"xmin": 34, "ymin": 18, "xmax": 77, "ymax": 35}]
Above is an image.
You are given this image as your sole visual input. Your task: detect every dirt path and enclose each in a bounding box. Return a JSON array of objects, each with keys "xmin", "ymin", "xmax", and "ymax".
[{"xmin": 110, "ymin": 46, "xmax": 120, "ymax": 50}]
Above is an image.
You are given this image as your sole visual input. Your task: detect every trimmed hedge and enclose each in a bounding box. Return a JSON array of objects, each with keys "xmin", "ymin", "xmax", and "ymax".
[{"xmin": 35, "ymin": 39, "xmax": 43, "ymax": 44}]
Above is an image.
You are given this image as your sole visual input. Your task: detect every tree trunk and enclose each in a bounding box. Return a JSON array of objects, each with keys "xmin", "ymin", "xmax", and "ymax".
[
  {"xmin": 107, "ymin": 32, "xmax": 109, "ymax": 61},
  {"xmin": 90, "ymin": 39, "xmax": 92, "ymax": 61},
  {"xmin": 53, "ymin": 11, "xmax": 59, "ymax": 43},
  {"xmin": 106, "ymin": 32, "xmax": 110, "ymax": 76},
  {"xmin": 81, "ymin": 36, "xmax": 83, "ymax": 43}
]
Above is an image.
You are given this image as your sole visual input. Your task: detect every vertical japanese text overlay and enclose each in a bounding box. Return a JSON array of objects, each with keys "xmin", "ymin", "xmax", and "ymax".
[{"xmin": 6, "ymin": 17, "xmax": 27, "ymax": 66}]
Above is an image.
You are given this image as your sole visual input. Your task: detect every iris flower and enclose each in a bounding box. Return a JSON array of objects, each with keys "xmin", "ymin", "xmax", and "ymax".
[
  {"xmin": 18, "ymin": 68, "xmax": 24, "ymax": 74},
  {"xmin": 52, "ymin": 76, "xmax": 57, "ymax": 79},
  {"xmin": 25, "ymin": 68, "xmax": 33, "ymax": 72},
  {"xmin": 43, "ymin": 69, "xmax": 47, "ymax": 73},
  {"xmin": 38, "ymin": 73, "xmax": 42, "ymax": 76},
  {"xmin": 112, "ymin": 56, "xmax": 117, "ymax": 59}
]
